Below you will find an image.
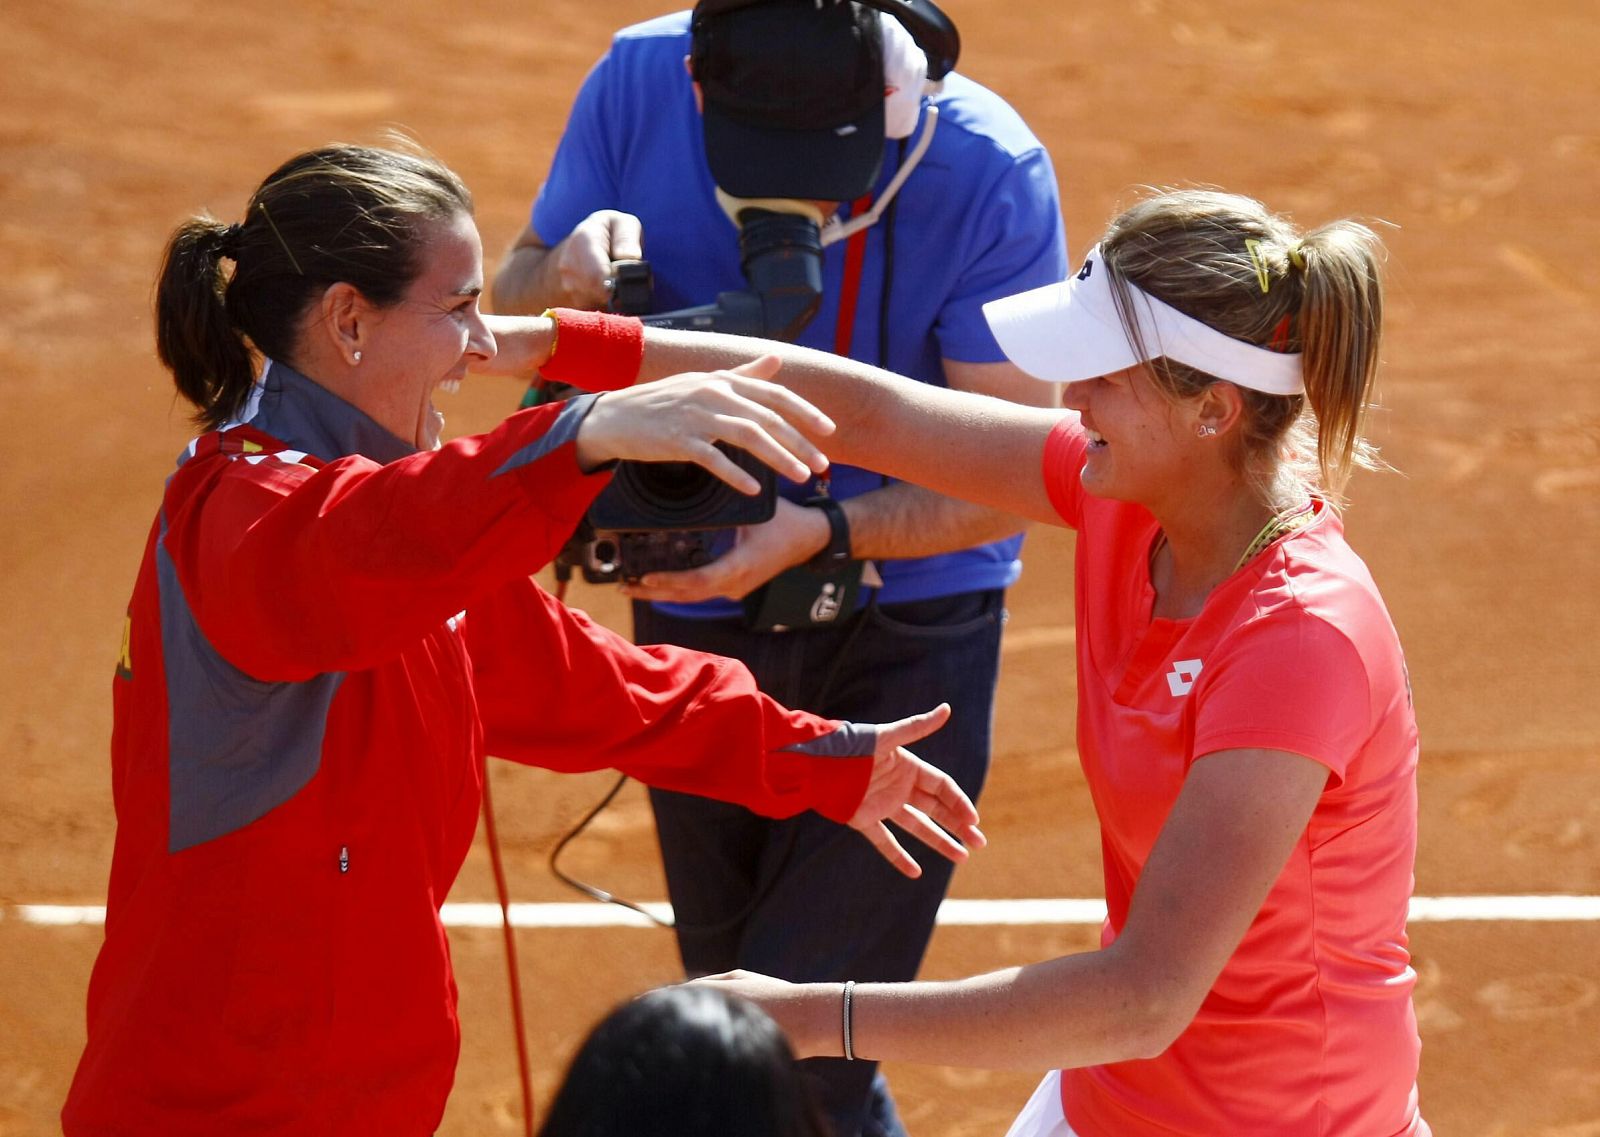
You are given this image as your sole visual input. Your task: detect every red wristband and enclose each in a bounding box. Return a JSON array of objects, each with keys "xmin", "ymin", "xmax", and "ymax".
[{"xmin": 538, "ymin": 308, "xmax": 645, "ymax": 392}]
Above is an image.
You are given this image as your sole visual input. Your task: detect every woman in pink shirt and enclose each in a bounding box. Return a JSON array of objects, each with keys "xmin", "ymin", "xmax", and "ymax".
[{"xmin": 542, "ymin": 187, "xmax": 1427, "ymax": 1136}]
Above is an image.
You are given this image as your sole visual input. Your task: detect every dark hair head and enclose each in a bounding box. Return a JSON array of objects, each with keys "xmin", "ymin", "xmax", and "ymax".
[
  {"xmin": 537, "ymin": 987, "xmax": 828, "ymax": 1137},
  {"xmin": 1101, "ymin": 189, "xmax": 1387, "ymax": 506},
  {"xmin": 154, "ymin": 142, "xmax": 473, "ymax": 429}
]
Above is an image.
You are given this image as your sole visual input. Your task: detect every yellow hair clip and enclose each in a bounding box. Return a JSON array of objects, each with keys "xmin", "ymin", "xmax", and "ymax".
[
  {"xmin": 1287, "ymin": 241, "xmax": 1307, "ymax": 271},
  {"xmin": 1245, "ymin": 238, "xmax": 1272, "ymax": 294}
]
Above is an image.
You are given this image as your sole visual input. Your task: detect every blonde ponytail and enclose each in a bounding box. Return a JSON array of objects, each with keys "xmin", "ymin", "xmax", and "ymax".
[{"xmin": 1293, "ymin": 222, "xmax": 1385, "ymax": 499}]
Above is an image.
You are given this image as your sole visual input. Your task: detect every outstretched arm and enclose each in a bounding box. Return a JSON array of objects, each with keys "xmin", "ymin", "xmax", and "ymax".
[
  {"xmin": 696, "ymin": 747, "xmax": 1329, "ymax": 1068},
  {"xmin": 480, "ymin": 315, "xmax": 1070, "ymax": 527},
  {"xmin": 834, "ymin": 356, "xmax": 1056, "ymax": 554},
  {"xmin": 469, "ymin": 581, "xmax": 982, "ymax": 877},
  {"xmin": 620, "ymin": 356, "xmax": 1052, "ymax": 604},
  {"xmin": 636, "ymin": 335, "xmax": 1069, "ymax": 527}
]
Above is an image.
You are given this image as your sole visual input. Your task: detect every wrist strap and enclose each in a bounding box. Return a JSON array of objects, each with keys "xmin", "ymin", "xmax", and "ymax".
[
  {"xmin": 538, "ymin": 307, "xmax": 645, "ymax": 392},
  {"xmin": 806, "ymin": 494, "xmax": 852, "ymax": 571}
]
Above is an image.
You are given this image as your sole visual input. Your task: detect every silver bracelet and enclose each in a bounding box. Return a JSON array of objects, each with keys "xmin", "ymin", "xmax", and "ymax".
[{"xmin": 842, "ymin": 980, "xmax": 857, "ymax": 1061}]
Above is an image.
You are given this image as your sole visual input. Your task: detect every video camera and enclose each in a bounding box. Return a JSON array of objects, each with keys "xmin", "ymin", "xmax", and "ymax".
[
  {"xmin": 609, "ymin": 205, "xmax": 824, "ymax": 341},
  {"xmin": 556, "ymin": 441, "xmax": 779, "ymax": 584},
  {"xmin": 550, "ymin": 204, "xmax": 825, "ymax": 584}
]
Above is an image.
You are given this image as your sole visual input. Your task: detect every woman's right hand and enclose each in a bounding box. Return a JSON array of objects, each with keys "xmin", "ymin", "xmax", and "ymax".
[
  {"xmin": 574, "ymin": 356, "xmax": 835, "ymax": 494},
  {"xmin": 554, "ymin": 210, "xmax": 645, "ymax": 310}
]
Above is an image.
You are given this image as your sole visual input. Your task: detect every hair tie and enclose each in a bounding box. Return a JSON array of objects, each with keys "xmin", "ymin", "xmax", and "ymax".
[
  {"xmin": 216, "ymin": 223, "xmax": 245, "ymax": 260},
  {"xmin": 1287, "ymin": 241, "xmax": 1308, "ymax": 271}
]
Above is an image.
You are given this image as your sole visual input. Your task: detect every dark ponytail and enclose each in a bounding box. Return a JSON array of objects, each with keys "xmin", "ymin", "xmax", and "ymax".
[
  {"xmin": 155, "ymin": 217, "xmax": 259, "ymax": 428},
  {"xmin": 153, "ymin": 142, "xmax": 473, "ymax": 431}
]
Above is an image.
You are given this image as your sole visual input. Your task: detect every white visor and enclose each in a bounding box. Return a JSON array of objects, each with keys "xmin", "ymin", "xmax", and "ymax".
[{"xmin": 982, "ymin": 246, "xmax": 1305, "ymax": 395}]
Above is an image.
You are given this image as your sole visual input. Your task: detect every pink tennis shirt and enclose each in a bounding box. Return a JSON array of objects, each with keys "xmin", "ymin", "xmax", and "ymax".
[{"xmin": 1041, "ymin": 419, "xmax": 1428, "ymax": 1137}]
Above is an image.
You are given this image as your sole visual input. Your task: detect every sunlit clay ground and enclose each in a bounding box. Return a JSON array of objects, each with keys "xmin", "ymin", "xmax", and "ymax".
[{"xmin": 2, "ymin": 2, "xmax": 1596, "ymax": 1134}]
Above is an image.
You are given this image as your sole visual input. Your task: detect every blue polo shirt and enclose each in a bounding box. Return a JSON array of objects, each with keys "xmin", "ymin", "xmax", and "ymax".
[{"xmin": 533, "ymin": 11, "xmax": 1068, "ymax": 615}]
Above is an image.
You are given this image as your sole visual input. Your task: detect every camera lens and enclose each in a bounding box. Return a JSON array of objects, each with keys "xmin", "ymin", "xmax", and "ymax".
[
  {"xmin": 636, "ymin": 462, "xmax": 715, "ymax": 506},
  {"xmin": 588, "ymin": 443, "xmax": 777, "ymax": 531},
  {"xmin": 622, "ymin": 461, "xmax": 724, "ymax": 522}
]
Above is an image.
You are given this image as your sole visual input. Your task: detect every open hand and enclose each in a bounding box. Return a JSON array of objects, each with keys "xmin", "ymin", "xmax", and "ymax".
[
  {"xmin": 850, "ymin": 703, "xmax": 985, "ymax": 878},
  {"xmin": 575, "ymin": 356, "xmax": 834, "ymax": 494}
]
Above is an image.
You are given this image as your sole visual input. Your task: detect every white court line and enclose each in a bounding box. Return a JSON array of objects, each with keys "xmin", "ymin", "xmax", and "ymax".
[{"xmin": 5, "ymin": 896, "xmax": 1600, "ymax": 929}]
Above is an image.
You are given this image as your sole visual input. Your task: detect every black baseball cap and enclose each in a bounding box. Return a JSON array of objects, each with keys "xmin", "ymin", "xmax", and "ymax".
[{"xmin": 691, "ymin": 0, "xmax": 886, "ymax": 202}]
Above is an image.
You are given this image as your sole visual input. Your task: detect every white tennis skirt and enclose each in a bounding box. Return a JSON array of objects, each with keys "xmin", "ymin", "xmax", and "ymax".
[{"xmin": 1003, "ymin": 1070, "xmax": 1081, "ymax": 1137}]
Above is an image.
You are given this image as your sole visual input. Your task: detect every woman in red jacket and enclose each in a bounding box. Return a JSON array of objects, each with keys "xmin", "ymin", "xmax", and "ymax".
[{"xmin": 63, "ymin": 143, "xmax": 980, "ymax": 1137}]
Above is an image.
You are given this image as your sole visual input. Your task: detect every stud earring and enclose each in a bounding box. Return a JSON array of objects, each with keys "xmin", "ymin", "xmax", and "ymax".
[
  {"xmin": 1196, "ymin": 424, "xmax": 1217, "ymax": 437},
  {"xmin": 352, "ymin": 351, "xmax": 362, "ymax": 364}
]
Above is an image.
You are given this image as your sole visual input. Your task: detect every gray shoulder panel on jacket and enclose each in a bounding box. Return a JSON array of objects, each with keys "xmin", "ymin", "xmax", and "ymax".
[{"xmin": 158, "ymin": 534, "xmax": 343, "ymax": 854}]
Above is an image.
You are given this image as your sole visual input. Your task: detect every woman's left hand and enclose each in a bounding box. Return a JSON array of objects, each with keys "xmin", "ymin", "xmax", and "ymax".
[
  {"xmin": 851, "ymin": 703, "xmax": 985, "ymax": 878},
  {"xmin": 572, "ymin": 357, "xmax": 835, "ymax": 494}
]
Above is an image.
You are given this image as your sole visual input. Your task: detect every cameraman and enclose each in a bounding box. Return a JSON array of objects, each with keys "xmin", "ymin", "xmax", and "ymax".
[{"xmin": 492, "ymin": 4, "xmax": 1066, "ymax": 1134}]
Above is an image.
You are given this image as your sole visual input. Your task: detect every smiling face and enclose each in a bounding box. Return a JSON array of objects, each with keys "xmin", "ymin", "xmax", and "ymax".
[
  {"xmin": 354, "ymin": 211, "xmax": 496, "ymax": 450},
  {"xmin": 1061, "ymin": 365, "xmax": 1203, "ymax": 510}
]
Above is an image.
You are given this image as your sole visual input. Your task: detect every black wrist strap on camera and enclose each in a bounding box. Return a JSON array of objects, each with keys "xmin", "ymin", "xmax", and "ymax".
[
  {"xmin": 805, "ymin": 493, "xmax": 851, "ymax": 571},
  {"xmin": 741, "ymin": 478, "xmax": 864, "ymax": 632}
]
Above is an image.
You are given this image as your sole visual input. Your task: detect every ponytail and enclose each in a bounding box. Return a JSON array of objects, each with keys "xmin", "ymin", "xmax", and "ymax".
[
  {"xmin": 1293, "ymin": 222, "xmax": 1385, "ymax": 499},
  {"xmin": 154, "ymin": 217, "xmax": 258, "ymax": 429}
]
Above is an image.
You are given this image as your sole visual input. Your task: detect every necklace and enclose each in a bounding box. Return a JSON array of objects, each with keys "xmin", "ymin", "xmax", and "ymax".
[
  {"xmin": 1148, "ymin": 499, "xmax": 1316, "ymax": 581},
  {"xmin": 1233, "ymin": 500, "xmax": 1315, "ymax": 571}
]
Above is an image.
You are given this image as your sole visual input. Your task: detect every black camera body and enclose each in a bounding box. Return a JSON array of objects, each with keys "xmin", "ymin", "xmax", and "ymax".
[
  {"xmin": 558, "ymin": 443, "xmax": 777, "ymax": 584},
  {"xmin": 551, "ymin": 206, "xmax": 825, "ymax": 584}
]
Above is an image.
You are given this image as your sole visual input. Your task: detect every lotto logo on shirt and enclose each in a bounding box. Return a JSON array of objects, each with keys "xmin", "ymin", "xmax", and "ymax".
[{"xmin": 1166, "ymin": 658, "xmax": 1202, "ymax": 697}]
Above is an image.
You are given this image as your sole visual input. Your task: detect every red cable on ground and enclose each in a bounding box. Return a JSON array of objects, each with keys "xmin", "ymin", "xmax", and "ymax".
[{"xmin": 481, "ymin": 758, "xmax": 536, "ymax": 1137}]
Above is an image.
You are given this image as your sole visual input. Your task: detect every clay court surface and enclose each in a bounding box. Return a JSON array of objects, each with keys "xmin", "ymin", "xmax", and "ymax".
[{"xmin": 2, "ymin": 0, "xmax": 1597, "ymax": 1133}]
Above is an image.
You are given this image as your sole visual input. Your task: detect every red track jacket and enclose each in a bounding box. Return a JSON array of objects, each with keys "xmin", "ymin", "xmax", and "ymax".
[{"xmin": 63, "ymin": 365, "xmax": 874, "ymax": 1136}]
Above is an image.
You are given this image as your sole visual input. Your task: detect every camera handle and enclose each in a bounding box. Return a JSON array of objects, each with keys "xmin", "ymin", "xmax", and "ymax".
[{"xmin": 606, "ymin": 206, "xmax": 825, "ymax": 342}]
